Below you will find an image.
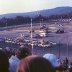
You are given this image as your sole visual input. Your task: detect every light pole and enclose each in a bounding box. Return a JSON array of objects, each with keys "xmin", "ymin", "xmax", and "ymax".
[
  {"xmin": 5, "ymin": 19, "xmax": 7, "ymax": 29},
  {"xmin": 67, "ymin": 34, "xmax": 69, "ymax": 58},
  {"xmin": 40, "ymin": 21, "xmax": 42, "ymax": 28},
  {"xmin": 58, "ymin": 35, "xmax": 62, "ymax": 59},
  {"xmin": 58, "ymin": 41, "xmax": 60, "ymax": 58},
  {"xmin": 41, "ymin": 18, "xmax": 43, "ymax": 26},
  {"xmin": 31, "ymin": 18, "xmax": 33, "ymax": 55}
]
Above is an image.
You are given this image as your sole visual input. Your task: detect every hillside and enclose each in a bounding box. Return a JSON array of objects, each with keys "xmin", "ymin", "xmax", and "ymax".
[{"xmin": 0, "ymin": 6, "xmax": 72, "ymax": 18}]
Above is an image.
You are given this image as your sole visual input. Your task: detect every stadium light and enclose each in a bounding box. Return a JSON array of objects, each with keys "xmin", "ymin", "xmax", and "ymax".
[{"xmin": 31, "ymin": 18, "xmax": 33, "ymax": 55}]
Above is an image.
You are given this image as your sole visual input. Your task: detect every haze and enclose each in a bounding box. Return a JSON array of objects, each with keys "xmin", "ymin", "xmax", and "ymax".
[{"xmin": 0, "ymin": 0, "xmax": 72, "ymax": 14}]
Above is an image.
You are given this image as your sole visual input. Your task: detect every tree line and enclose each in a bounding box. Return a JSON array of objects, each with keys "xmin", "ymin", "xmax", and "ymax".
[{"xmin": 0, "ymin": 13, "xmax": 72, "ymax": 27}]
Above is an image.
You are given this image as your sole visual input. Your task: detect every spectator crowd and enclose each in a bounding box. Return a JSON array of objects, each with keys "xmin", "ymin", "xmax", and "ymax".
[{"xmin": 0, "ymin": 46, "xmax": 72, "ymax": 72}]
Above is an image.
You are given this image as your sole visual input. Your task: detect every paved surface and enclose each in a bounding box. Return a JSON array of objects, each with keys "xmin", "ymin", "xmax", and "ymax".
[{"xmin": 0, "ymin": 22, "xmax": 72, "ymax": 60}]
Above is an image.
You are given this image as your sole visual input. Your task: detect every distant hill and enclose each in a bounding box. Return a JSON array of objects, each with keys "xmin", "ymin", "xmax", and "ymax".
[{"xmin": 0, "ymin": 6, "xmax": 72, "ymax": 18}]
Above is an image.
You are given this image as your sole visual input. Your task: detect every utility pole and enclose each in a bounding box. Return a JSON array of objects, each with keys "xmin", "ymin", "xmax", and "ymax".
[
  {"xmin": 67, "ymin": 34, "xmax": 69, "ymax": 58},
  {"xmin": 31, "ymin": 18, "xmax": 33, "ymax": 55},
  {"xmin": 59, "ymin": 41, "xmax": 60, "ymax": 58}
]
